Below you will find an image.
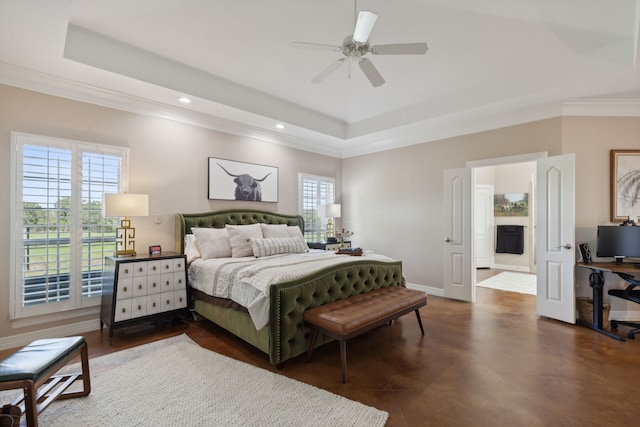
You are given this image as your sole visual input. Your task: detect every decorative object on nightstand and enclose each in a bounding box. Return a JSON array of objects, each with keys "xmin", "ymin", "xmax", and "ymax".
[
  {"xmin": 317, "ymin": 203, "xmax": 341, "ymax": 242},
  {"xmin": 100, "ymin": 252, "xmax": 188, "ymax": 342},
  {"xmin": 336, "ymin": 228, "xmax": 354, "ymax": 248},
  {"xmin": 308, "ymin": 241, "xmax": 351, "ymax": 251},
  {"xmin": 103, "ymin": 193, "xmax": 149, "ymax": 256}
]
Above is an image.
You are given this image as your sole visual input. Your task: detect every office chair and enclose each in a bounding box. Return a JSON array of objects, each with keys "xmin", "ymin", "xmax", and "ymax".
[{"xmin": 608, "ymin": 272, "xmax": 640, "ymax": 339}]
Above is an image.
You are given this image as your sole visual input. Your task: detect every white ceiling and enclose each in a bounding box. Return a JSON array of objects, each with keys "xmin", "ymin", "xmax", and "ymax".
[{"xmin": 2, "ymin": 0, "xmax": 640, "ymax": 158}]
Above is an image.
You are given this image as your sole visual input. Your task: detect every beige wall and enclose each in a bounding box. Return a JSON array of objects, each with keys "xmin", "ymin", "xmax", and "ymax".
[
  {"xmin": 3, "ymin": 81, "xmax": 640, "ymax": 342},
  {"xmin": 343, "ymin": 119, "xmax": 562, "ymax": 287},
  {"xmin": 0, "ymin": 84, "xmax": 341, "ymax": 341}
]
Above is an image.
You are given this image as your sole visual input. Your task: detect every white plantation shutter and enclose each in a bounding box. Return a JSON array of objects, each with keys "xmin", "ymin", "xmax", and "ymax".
[
  {"xmin": 298, "ymin": 173, "xmax": 335, "ymax": 241},
  {"xmin": 12, "ymin": 133, "xmax": 127, "ymax": 318}
]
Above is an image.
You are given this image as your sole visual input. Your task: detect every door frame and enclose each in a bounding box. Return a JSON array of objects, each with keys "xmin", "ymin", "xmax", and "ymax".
[{"xmin": 466, "ymin": 151, "xmax": 548, "ymax": 287}]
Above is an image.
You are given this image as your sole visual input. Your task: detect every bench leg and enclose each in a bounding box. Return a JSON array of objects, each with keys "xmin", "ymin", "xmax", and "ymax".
[
  {"xmin": 306, "ymin": 330, "xmax": 319, "ymax": 362},
  {"xmin": 415, "ymin": 309, "xmax": 425, "ymax": 335},
  {"xmin": 340, "ymin": 340, "xmax": 348, "ymax": 384}
]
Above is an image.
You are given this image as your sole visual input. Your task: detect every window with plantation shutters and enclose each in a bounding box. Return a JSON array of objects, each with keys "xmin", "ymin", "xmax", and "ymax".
[
  {"xmin": 298, "ymin": 173, "xmax": 335, "ymax": 241},
  {"xmin": 12, "ymin": 133, "xmax": 127, "ymax": 318}
]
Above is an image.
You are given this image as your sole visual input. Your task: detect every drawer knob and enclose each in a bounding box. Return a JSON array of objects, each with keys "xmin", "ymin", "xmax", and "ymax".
[
  {"xmin": 125, "ymin": 268, "xmax": 129, "ymax": 274},
  {"xmin": 123, "ymin": 286, "xmax": 128, "ymax": 292},
  {"xmin": 152, "ymin": 266, "xmax": 157, "ymax": 271},
  {"xmin": 138, "ymin": 285, "xmax": 142, "ymax": 290},
  {"xmin": 121, "ymin": 308, "xmax": 126, "ymax": 313},
  {"xmin": 152, "ymin": 302, "xmax": 156, "ymax": 307},
  {"xmin": 137, "ymin": 305, "xmax": 142, "ymax": 310},
  {"xmin": 138, "ymin": 267, "xmax": 143, "ymax": 272}
]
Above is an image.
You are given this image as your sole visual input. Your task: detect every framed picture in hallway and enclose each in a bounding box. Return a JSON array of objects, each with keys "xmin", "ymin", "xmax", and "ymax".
[
  {"xmin": 208, "ymin": 157, "xmax": 278, "ymax": 202},
  {"xmin": 611, "ymin": 150, "xmax": 640, "ymax": 222}
]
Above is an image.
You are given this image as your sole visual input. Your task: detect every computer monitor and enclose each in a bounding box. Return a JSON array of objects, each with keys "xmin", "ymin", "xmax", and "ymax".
[{"xmin": 596, "ymin": 225, "xmax": 640, "ymax": 263}]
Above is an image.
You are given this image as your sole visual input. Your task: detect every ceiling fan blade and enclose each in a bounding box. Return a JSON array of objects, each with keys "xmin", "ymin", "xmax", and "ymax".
[
  {"xmin": 312, "ymin": 58, "xmax": 347, "ymax": 83},
  {"xmin": 289, "ymin": 42, "xmax": 342, "ymax": 52},
  {"xmin": 358, "ymin": 58, "xmax": 385, "ymax": 87},
  {"xmin": 371, "ymin": 43, "xmax": 429, "ymax": 55},
  {"xmin": 353, "ymin": 10, "xmax": 378, "ymax": 43}
]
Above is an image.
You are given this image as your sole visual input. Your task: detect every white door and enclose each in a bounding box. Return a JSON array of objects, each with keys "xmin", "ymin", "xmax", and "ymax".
[
  {"xmin": 536, "ymin": 154, "xmax": 575, "ymax": 323},
  {"xmin": 443, "ymin": 167, "xmax": 474, "ymax": 302},
  {"xmin": 475, "ymin": 185, "xmax": 494, "ymax": 268}
]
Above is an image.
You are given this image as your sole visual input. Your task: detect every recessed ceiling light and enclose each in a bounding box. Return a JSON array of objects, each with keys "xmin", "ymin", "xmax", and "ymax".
[
  {"xmin": 178, "ymin": 96, "xmax": 191, "ymax": 104},
  {"xmin": 275, "ymin": 123, "xmax": 285, "ymax": 129}
]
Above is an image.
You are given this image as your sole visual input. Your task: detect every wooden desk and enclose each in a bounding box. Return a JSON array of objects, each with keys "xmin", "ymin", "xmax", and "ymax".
[{"xmin": 576, "ymin": 262, "xmax": 640, "ymax": 340}]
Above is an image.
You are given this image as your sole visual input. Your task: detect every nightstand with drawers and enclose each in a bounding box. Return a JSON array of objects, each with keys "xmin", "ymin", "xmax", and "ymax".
[
  {"xmin": 100, "ymin": 252, "xmax": 188, "ymax": 341},
  {"xmin": 308, "ymin": 241, "xmax": 351, "ymax": 251}
]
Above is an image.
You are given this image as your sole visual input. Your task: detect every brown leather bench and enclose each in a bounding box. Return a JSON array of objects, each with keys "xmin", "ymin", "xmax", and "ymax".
[
  {"xmin": 0, "ymin": 337, "xmax": 91, "ymax": 427},
  {"xmin": 304, "ymin": 286, "xmax": 427, "ymax": 383}
]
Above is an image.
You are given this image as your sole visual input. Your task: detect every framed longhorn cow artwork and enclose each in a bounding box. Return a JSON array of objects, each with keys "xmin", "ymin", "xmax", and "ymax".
[{"xmin": 208, "ymin": 157, "xmax": 278, "ymax": 202}]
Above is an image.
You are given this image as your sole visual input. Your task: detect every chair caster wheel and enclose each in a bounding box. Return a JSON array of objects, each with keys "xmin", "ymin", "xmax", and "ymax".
[
  {"xmin": 611, "ymin": 320, "xmax": 619, "ymax": 329},
  {"xmin": 627, "ymin": 333, "xmax": 635, "ymax": 339}
]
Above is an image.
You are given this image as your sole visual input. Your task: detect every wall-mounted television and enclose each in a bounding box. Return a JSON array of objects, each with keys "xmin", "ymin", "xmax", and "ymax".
[{"xmin": 596, "ymin": 225, "xmax": 640, "ymax": 263}]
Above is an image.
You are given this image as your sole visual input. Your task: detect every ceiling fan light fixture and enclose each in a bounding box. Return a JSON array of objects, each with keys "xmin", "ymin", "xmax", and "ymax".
[{"xmin": 352, "ymin": 10, "xmax": 377, "ymax": 43}]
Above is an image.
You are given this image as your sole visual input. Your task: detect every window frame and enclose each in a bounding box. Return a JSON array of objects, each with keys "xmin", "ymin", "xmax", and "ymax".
[
  {"xmin": 10, "ymin": 132, "xmax": 129, "ymax": 320},
  {"xmin": 298, "ymin": 173, "xmax": 336, "ymax": 242}
]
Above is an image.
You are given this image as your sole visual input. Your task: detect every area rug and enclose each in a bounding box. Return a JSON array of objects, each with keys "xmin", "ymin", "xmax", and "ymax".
[
  {"xmin": 13, "ymin": 335, "xmax": 388, "ymax": 426},
  {"xmin": 476, "ymin": 271, "xmax": 536, "ymax": 295}
]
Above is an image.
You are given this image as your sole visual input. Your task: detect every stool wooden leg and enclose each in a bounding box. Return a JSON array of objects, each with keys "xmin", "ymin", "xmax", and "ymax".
[
  {"xmin": 80, "ymin": 342, "xmax": 91, "ymax": 396},
  {"xmin": 340, "ymin": 340, "xmax": 348, "ymax": 384},
  {"xmin": 24, "ymin": 382, "xmax": 38, "ymax": 427}
]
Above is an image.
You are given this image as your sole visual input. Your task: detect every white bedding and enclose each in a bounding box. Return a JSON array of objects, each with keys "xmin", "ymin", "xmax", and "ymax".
[{"xmin": 188, "ymin": 250, "xmax": 396, "ymax": 329}]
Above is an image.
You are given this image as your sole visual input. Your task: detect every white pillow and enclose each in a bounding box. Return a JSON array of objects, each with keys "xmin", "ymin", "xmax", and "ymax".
[
  {"xmin": 184, "ymin": 234, "xmax": 202, "ymax": 263},
  {"xmin": 225, "ymin": 224, "xmax": 264, "ymax": 257},
  {"xmin": 261, "ymin": 223, "xmax": 289, "ymax": 238},
  {"xmin": 192, "ymin": 227, "xmax": 232, "ymax": 259},
  {"xmin": 249, "ymin": 236, "xmax": 309, "ymax": 258},
  {"xmin": 286, "ymin": 225, "xmax": 304, "ymax": 239}
]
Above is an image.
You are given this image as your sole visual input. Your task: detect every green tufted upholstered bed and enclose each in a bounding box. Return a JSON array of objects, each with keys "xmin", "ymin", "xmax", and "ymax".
[{"xmin": 175, "ymin": 209, "xmax": 403, "ymax": 366}]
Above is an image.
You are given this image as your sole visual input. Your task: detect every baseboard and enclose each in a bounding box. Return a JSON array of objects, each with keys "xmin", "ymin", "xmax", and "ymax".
[
  {"xmin": 491, "ymin": 264, "xmax": 532, "ymax": 273},
  {"xmin": 0, "ymin": 319, "xmax": 101, "ymax": 351},
  {"xmin": 406, "ymin": 282, "xmax": 444, "ymax": 297},
  {"xmin": 609, "ymin": 310, "xmax": 640, "ymax": 323}
]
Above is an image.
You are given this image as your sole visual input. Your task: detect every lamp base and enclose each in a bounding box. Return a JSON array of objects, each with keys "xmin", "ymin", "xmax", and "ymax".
[{"xmin": 114, "ymin": 249, "xmax": 136, "ymax": 257}]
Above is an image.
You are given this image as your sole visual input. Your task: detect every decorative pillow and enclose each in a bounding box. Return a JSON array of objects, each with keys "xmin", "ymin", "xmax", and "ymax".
[
  {"xmin": 249, "ymin": 236, "xmax": 309, "ymax": 258},
  {"xmin": 261, "ymin": 223, "xmax": 289, "ymax": 238},
  {"xmin": 192, "ymin": 227, "xmax": 232, "ymax": 259},
  {"xmin": 225, "ymin": 224, "xmax": 264, "ymax": 257},
  {"xmin": 184, "ymin": 234, "xmax": 202, "ymax": 263}
]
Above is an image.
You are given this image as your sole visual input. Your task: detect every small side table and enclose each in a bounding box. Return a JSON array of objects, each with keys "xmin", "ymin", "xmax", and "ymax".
[{"xmin": 308, "ymin": 241, "xmax": 351, "ymax": 251}]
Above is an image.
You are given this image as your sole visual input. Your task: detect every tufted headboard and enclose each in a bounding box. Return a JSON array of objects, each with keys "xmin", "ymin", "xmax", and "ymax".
[{"xmin": 175, "ymin": 209, "xmax": 305, "ymax": 253}]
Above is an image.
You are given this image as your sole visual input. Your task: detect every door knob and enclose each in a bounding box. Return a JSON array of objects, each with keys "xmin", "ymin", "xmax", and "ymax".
[
  {"xmin": 445, "ymin": 237, "xmax": 451, "ymax": 243},
  {"xmin": 557, "ymin": 244, "xmax": 572, "ymax": 249}
]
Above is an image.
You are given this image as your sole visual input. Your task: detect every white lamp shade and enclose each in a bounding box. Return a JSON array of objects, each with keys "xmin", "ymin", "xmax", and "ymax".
[
  {"xmin": 103, "ymin": 193, "xmax": 149, "ymax": 217},
  {"xmin": 318, "ymin": 203, "xmax": 341, "ymax": 218}
]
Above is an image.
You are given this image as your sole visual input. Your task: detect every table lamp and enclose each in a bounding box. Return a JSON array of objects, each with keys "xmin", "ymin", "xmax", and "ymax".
[
  {"xmin": 103, "ymin": 193, "xmax": 149, "ymax": 256},
  {"xmin": 318, "ymin": 203, "xmax": 341, "ymax": 242}
]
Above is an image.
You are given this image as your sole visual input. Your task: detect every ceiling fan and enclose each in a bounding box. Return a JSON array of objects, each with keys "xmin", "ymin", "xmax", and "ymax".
[{"xmin": 290, "ymin": 9, "xmax": 428, "ymax": 87}]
